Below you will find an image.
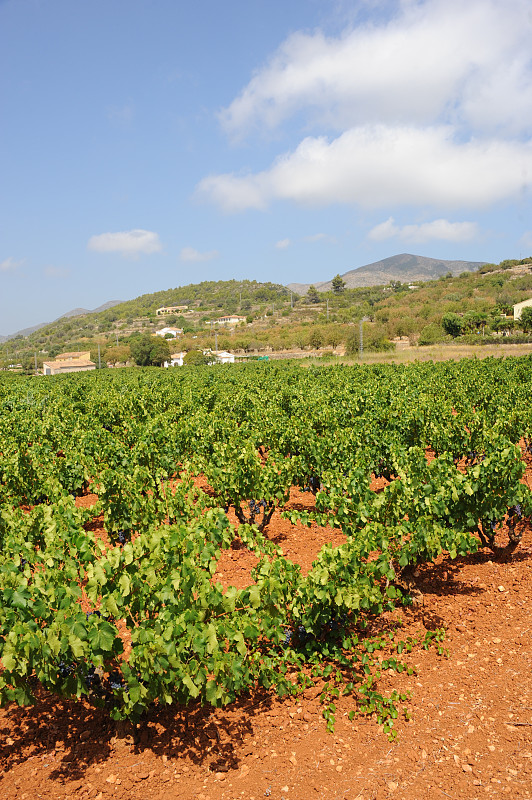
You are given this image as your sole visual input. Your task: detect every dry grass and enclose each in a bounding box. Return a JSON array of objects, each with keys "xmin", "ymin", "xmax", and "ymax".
[{"xmin": 348, "ymin": 342, "xmax": 532, "ymax": 364}]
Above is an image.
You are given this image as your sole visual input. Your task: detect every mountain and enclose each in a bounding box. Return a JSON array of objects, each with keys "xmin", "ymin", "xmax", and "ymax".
[
  {"xmin": 0, "ymin": 300, "xmax": 123, "ymax": 341},
  {"xmin": 288, "ymin": 253, "xmax": 487, "ymax": 295}
]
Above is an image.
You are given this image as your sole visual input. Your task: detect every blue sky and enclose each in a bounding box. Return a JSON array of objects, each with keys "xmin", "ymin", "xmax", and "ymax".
[{"xmin": 2, "ymin": 0, "xmax": 532, "ymax": 335}]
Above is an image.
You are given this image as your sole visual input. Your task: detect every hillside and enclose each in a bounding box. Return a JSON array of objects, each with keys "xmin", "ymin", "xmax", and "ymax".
[
  {"xmin": 288, "ymin": 253, "xmax": 486, "ymax": 294},
  {"xmin": 1, "ymin": 258, "xmax": 532, "ymax": 370}
]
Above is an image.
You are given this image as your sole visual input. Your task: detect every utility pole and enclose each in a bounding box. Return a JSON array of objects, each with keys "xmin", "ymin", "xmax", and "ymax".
[
  {"xmin": 115, "ymin": 331, "xmax": 119, "ymax": 346},
  {"xmin": 215, "ymin": 331, "xmax": 218, "ymax": 354},
  {"xmin": 98, "ymin": 343, "xmax": 101, "ymax": 369},
  {"xmin": 290, "ymin": 291, "xmax": 293, "ymax": 308},
  {"xmin": 34, "ymin": 352, "xmax": 38, "ymax": 374},
  {"xmin": 359, "ymin": 316, "xmax": 369, "ymax": 359},
  {"xmin": 326, "ymin": 299, "xmax": 329, "ymax": 322}
]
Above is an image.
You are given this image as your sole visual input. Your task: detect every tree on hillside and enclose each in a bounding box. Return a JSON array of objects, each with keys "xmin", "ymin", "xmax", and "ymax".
[
  {"xmin": 331, "ymin": 274, "xmax": 346, "ymax": 294},
  {"xmin": 491, "ymin": 316, "xmax": 515, "ymax": 336},
  {"xmin": 130, "ymin": 334, "xmax": 171, "ymax": 366},
  {"xmin": 520, "ymin": 306, "xmax": 532, "ymax": 333},
  {"xmin": 307, "ymin": 285, "xmax": 320, "ymax": 304},
  {"xmin": 104, "ymin": 345, "xmax": 131, "ymax": 366},
  {"xmin": 130, "ymin": 335, "xmax": 153, "ymax": 366},
  {"xmin": 325, "ymin": 324, "xmax": 344, "ymax": 349},
  {"xmin": 463, "ymin": 310, "xmax": 488, "ymax": 334},
  {"xmin": 183, "ymin": 349, "xmax": 215, "ymax": 366},
  {"xmin": 496, "ymin": 296, "xmax": 513, "ymax": 315},
  {"xmin": 150, "ymin": 337, "xmax": 172, "ymax": 366},
  {"xmin": 441, "ymin": 313, "xmax": 463, "ymax": 338},
  {"xmin": 418, "ymin": 323, "xmax": 446, "ymax": 346},
  {"xmin": 309, "ymin": 328, "xmax": 324, "ymax": 349}
]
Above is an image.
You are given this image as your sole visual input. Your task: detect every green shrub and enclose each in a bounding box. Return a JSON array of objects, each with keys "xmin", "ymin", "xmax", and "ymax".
[{"xmin": 418, "ymin": 324, "xmax": 447, "ymax": 346}]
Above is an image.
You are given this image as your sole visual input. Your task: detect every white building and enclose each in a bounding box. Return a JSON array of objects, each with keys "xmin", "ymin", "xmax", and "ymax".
[
  {"xmin": 216, "ymin": 350, "xmax": 235, "ymax": 364},
  {"xmin": 155, "ymin": 327, "xmax": 183, "ymax": 338},
  {"xmin": 513, "ymin": 298, "xmax": 532, "ymax": 320},
  {"xmin": 156, "ymin": 305, "xmax": 188, "ymax": 316},
  {"xmin": 206, "ymin": 315, "xmax": 247, "ymax": 327},
  {"xmin": 164, "ymin": 351, "xmax": 187, "ymax": 368}
]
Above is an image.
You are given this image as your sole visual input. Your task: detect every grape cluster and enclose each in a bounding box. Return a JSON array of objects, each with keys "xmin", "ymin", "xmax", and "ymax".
[
  {"xmin": 58, "ymin": 660, "xmax": 73, "ymax": 678},
  {"xmin": 107, "ymin": 671, "xmax": 125, "ymax": 691},
  {"xmin": 302, "ymin": 475, "xmax": 321, "ymax": 493},
  {"xmin": 465, "ymin": 450, "xmax": 485, "ymax": 465},
  {"xmin": 84, "ymin": 665, "xmax": 103, "ymax": 692},
  {"xmin": 324, "ymin": 613, "xmax": 348, "ymax": 633},
  {"xmin": 85, "ymin": 610, "xmax": 103, "ymax": 621},
  {"xmin": 374, "ymin": 460, "xmax": 394, "ymax": 481},
  {"xmin": 282, "ymin": 616, "xmax": 348, "ymax": 650},
  {"xmin": 248, "ymin": 499, "xmax": 269, "ymax": 515},
  {"xmin": 281, "ymin": 626, "xmax": 311, "ymax": 648},
  {"xmin": 56, "ymin": 659, "xmax": 127, "ymax": 699},
  {"xmin": 507, "ymin": 503, "xmax": 524, "ymax": 544}
]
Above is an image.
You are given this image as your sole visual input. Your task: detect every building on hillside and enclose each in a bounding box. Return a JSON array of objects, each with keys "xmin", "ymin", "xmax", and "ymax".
[
  {"xmin": 206, "ymin": 315, "xmax": 247, "ymax": 328},
  {"xmin": 156, "ymin": 305, "xmax": 188, "ymax": 316},
  {"xmin": 164, "ymin": 351, "xmax": 187, "ymax": 368},
  {"xmin": 202, "ymin": 349, "xmax": 236, "ymax": 364},
  {"xmin": 155, "ymin": 327, "xmax": 183, "ymax": 338},
  {"xmin": 216, "ymin": 350, "xmax": 235, "ymax": 364},
  {"xmin": 42, "ymin": 350, "xmax": 96, "ymax": 375},
  {"xmin": 513, "ymin": 298, "xmax": 532, "ymax": 320}
]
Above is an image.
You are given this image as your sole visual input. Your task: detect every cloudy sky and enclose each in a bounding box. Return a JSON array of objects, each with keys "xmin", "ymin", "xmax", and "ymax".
[{"xmin": 2, "ymin": 0, "xmax": 532, "ymax": 334}]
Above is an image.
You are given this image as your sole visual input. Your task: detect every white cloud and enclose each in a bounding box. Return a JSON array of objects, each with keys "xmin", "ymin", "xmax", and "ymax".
[
  {"xmin": 275, "ymin": 238, "xmax": 291, "ymax": 249},
  {"xmin": 205, "ymin": 0, "xmax": 532, "ymax": 218},
  {"xmin": 0, "ymin": 257, "xmax": 24, "ymax": 272},
  {"xmin": 367, "ymin": 217, "xmax": 400, "ymax": 242},
  {"xmin": 198, "ymin": 125, "xmax": 532, "ymax": 212},
  {"xmin": 87, "ymin": 229, "xmax": 162, "ymax": 257},
  {"xmin": 368, "ymin": 217, "xmax": 479, "ymax": 243},
  {"xmin": 179, "ymin": 246, "xmax": 219, "ymax": 262},
  {"xmin": 221, "ymin": 0, "xmax": 532, "ymax": 138}
]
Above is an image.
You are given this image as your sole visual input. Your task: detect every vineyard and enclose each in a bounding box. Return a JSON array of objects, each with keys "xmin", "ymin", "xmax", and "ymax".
[{"xmin": 1, "ymin": 358, "xmax": 532, "ymax": 797}]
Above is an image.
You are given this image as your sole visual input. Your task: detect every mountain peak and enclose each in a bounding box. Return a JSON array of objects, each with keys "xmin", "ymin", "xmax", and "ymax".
[{"xmin": 288, "ymin": 253, "xmax": 486, "ymax": 294}]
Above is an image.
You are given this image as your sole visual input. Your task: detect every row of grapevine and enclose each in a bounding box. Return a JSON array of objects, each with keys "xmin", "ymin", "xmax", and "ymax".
[{"xmin": 1, "ymin": 357, "xmax": 531, "ymax": 732}]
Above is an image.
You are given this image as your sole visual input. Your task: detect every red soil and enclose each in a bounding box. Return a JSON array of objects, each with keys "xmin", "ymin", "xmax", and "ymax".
[{"xmin": 2, "ymin": 473, "xmax": 532, "ymax": 800}]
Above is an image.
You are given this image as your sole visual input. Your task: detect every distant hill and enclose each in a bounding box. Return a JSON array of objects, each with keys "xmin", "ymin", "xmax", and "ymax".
[
  {"xmin": 0, "ymin": 300, "xmax": 123, "ymax": 341},
  {"xmin": 0, "ymin": 280, "xmax": 290, "ymax": 350},
  {"xmin": 2, "ymin": 258, "xmax": 532, "ymax": 366},
  {"xmin": 288, "ymin": 253, "xmax": 487, "ymax": 295}
]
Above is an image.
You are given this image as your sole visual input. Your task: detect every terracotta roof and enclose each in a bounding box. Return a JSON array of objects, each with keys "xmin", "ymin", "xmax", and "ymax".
[
  {"xmin": 55, "ymin": 350, "xmax": 91, "ymax": 360},
  {"xmin": 43, "ymin": 358, "xmax": 96, "ymax": 369}
]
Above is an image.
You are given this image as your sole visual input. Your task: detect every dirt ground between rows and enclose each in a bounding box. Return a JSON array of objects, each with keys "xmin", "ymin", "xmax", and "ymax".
[{"xmin": 1, "ymin": 463, "xmax": 532, "ymax": 800}]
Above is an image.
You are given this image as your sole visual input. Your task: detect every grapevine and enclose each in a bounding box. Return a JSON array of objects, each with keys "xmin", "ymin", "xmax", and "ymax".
[{"xmin": 0, "ymin": 356, "xmax": 531, "ymax": 736}]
